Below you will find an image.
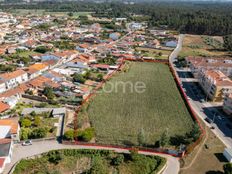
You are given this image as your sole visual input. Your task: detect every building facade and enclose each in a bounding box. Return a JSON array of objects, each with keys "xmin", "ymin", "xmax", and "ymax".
[{"xmin": 198, "ymin": 70, "xmax": 232, "ymax": 102}]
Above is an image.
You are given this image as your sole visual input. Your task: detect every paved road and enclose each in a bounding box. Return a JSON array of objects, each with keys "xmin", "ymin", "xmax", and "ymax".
[
  {"xmin": 4, "ymin": 140, "xmax": 179, "ymax": 174},
  {"xmin": 169, "ymin": 34, "xmax": 232, "ymax": 148}
]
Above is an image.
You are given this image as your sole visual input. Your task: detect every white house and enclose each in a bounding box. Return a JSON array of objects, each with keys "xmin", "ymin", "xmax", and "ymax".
[
  {"xmin": 165, "ymin": 40, "xmax": 177, "ymax": 48},
  {"xmin": 223, "ymin": 148, "xmax": 232, "ymax": 163},
  {"xmin": 0, "ymin": 81, "xmax": 6, "ymax": 94},
  {"xmin": 0, "ymin": 70, "xmax": 28, "ymax": 93},
  {"xmin": 3, "ymin": 96, "xmax": 18, "ymax": 109}
]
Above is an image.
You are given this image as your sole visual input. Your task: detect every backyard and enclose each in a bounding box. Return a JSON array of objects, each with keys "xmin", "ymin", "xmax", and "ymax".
[{"xmin": 78, "ymin": 62, "xmax": 195, "ymax": 146}]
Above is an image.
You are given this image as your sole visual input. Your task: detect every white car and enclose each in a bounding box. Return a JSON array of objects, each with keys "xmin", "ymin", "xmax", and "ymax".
[{"xmin": 22, "ymin": 140, "xmax": 32, "ymax": 146}]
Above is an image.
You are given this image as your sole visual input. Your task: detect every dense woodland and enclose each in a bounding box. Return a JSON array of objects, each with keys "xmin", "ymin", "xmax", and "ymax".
[{"xmin": 1, "ymin": 1, "xmax": 232, "ymax": 36}]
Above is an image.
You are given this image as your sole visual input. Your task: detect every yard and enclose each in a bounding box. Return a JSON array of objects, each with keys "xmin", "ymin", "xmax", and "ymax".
[
  {"xmin": 19, "ymin": 111, "xmax": 59, "ymax": 140},
  {"xmin": 78, "ymin": 62, "xmax": 194, "ymax": 146},
  {"xmin": 135, "ymin": 47, "xmax": 171, "ymax": 59},
  {"xmin": 179, "ymin": 34, "xmax": 230, "ymax": 58},
  {"xmin": 13, "ymin": 149, "xmax": 166, "ymax": 174}
]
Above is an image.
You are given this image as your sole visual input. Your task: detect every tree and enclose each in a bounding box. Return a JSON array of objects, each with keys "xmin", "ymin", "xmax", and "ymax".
[
  {"xmin": 20, "ymin": 128, "xmax": 31, "ymax": 140},
  {"xmin": 30, "ymin": 111, "xmax": 36, "ymax": 117},
  {"xmin": 72, "ymin": 73, "xmax": 86, "ymax": 84},
  {"xmin": 43, "ymin": 87, "xmax": 55, "ymax": 100},
  {"xmin": 160, "ymin": 129, "xmax": 169, "ymax": 147},
  {"xmin": 64, "ymin": 129, "xmax": 74, "ymax": 141},
  {"xmin": 97, "ymin": 74, "xmax": 103, "ymax": 82},
  {"xmin": 67, "ymin": 12, "xmax": 73, "ymax": 17},
  {"xmin": 34, "ymin": 46, "xmax": 50, "ymax": 54},
  {"xmin": 83, "ymin": 70, "xmax": 91, "ymax": 79},
  {"xmin": 138, "ymin": 128, "xmax": 146, "ymax": 146},
  {"xmin": 47, "ymin": 150, "xmax": 63, "ymax": 164},
  {"xmin": 21, "ymin": 118, "xmax": 32, "ymax": 128},
  {"xmin": 30, "ymin": 128, "xmax": 47, "ymax": 139},
  {"xmin": 223, "ymin": 163, "xmax": 232, "ymax": 174},
  {"xmin": 223, "ymin": 35, "xmax": 232, "ymax": 51},
  {"xmin": 77, "ymin": 128, "xmax": 94, "ymax": 142},
  {"xmin": 89, "ymin": 156, "xmax": 108, "ymax": 174},
  {"xmin": 111, "ymin": 154, "xmax": 124, "ymax": 166},
  {"xmin": 34, "ymin": 116, "xmax": 41, "ymax": 127},
  {"xmin": 187, "ymin": 123, "xmax": 201, "ymax": 142}
]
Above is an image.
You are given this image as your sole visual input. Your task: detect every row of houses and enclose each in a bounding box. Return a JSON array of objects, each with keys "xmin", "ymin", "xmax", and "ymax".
[{"xmin": 187, "ymin": 56, "xmax": 232, "ymax": 115}]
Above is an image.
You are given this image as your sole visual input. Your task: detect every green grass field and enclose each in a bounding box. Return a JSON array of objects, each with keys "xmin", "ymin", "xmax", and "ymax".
[{"xmin": 80, "ymin": 62, "xmax": 194, "ymax": 146}]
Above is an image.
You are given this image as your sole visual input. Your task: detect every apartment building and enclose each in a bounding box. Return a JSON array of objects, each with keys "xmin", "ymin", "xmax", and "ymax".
[
  {"xmin": 198, "ymin": 70, "xmax": 232, "ymax": 102},
  {"xmin": 223, "ymin": 94, "xmax": 232, "ymax": 116},
  {"xmin": 186, "ymin": 56, "xmax": 232, "ymax": 78}
]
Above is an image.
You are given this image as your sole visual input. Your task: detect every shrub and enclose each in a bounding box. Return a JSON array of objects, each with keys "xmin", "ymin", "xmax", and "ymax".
[
  {"xmin": 73, "ymin": 73, "xmax": 86, "ymax": 84},
  {"xmin": 34, "ymin": 46, "xmax": 50, "ymax": 53},
  {"xmin": 111, "ymin": 154, "xmax": 124, "ymax": 166},
  {"xmin": 21, "ymin": 118, "xmax": 32, "ymax": 128},
  {"xmin": 64, "ymin": 129, "xmax": 74, "ymax": 141},
  {"xmin": 89, "ymin": 156, "xmax": 108, "ymax": 174},
  {"xmin": 77, "ymin": 128, "xmax": 95, "ymax": 142},
  {"xmin": 47, "ymin": 150, "xmax": 63, "ymax": 165},
  {"xmin": 30, "ymin": 128, "xmax": 47, "ymax": 139},
  {"xmin": 20, "ymin": 128, "xmax": 32, "ymax": 140},
  {"xmin": 43, "ymin": 87, "xmax": 55, "ymax": 100},
  {"xmin": 34, "ymin": 116, "xmax": 41, "ymax": 127}
]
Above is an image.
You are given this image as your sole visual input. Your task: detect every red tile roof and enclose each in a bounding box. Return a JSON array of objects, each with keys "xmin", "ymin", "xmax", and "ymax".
[
  {"xmin": 0, "ymin": 119, "xmax": 19, "ymax": 134},
  {"xmin": 0, "ymin": 102, "xmax": 10, "ymax": 113},
  {"xmin": 0, "ymin": 158, "xmax": 5, "ymax": 168},
  {"xmin": 0, "ymin": 70, "xmax": 26, "ymax": 81},
  {"xmin": 204, "ymin": 70, "xmax": 232, "ymax": 87},
  {"xmin": 91, "ymin": 64, "xmax": 109, "ymax": 69}
]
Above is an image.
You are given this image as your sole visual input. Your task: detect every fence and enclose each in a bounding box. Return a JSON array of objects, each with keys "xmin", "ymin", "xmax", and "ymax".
[{"xmin": 70, "ymin": 57, "xmax": 206, "ymax": 158}]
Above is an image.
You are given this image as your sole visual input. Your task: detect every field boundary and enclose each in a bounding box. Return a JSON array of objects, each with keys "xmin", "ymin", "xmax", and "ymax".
[{"xmin": 69, "ymin": 58, "xmax": 205, "ymax": 158}]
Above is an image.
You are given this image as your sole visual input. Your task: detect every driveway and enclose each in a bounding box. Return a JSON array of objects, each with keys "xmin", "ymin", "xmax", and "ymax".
[{"xmin": 4, "ymin": 140, "xmax": 179, "ymax": 174}]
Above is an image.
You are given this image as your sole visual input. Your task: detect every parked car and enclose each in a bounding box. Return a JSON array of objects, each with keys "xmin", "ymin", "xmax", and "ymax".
[
  {"xmin": 22, "ymin": 140, "xmax": 32, "ymax": 146},
  {"xmin": 205, "ymin": 117, "xmax": 212, "ymax": 124},
  {"xmin": 210, "ymin": 126, "xmax": 215, "ymax": 129}
]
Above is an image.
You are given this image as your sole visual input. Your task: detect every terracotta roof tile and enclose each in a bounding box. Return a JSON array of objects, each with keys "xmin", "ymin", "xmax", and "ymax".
[
  {"xmin": 0, "ymin": 119, "xmax": 19, "ymax": 134},
  {"xmin": 0, "ymin": 102, "xmax": 10, "ymax": 113}
]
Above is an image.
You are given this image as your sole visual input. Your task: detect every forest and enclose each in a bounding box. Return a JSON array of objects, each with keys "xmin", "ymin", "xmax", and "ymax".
[{"xmin": 1, "ymin": 1, "xmax": 232, "ymax": 36}]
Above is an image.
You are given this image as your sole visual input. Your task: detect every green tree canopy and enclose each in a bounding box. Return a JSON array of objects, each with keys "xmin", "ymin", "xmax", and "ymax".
[
  {"xmin": 160, "ymin": 129, "xmax": 169, "ymax": 147},
  {"xmin": 64, "ymin": 129, "xmax": 74, "ymax": 141},
  {"xmin": 21, "ymin": 118, "xmax": 32, "ymax": 128},
  {"xmin": 223, "ymin": 35, "xmax": 232, "ymax": 51},
  {"xmin": 73, "ymin": 73, "xmax": 86, "ymax": 84},
  {"xmin": 224, "ymin": 163, "xmax": 232, "ymax": 174}
]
